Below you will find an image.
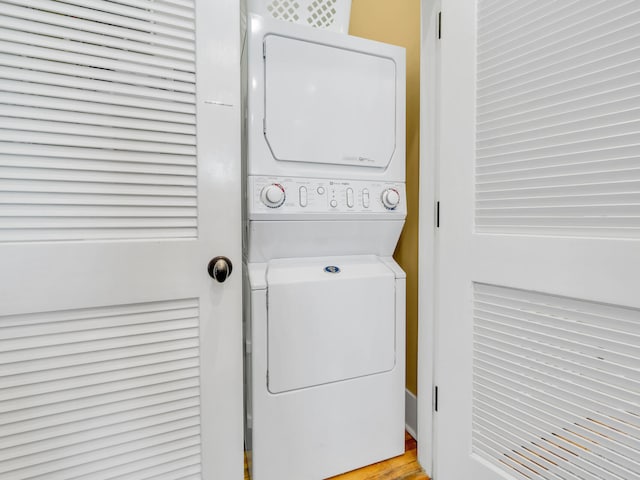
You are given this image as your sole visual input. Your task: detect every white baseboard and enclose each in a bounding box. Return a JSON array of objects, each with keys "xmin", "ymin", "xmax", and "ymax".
[{"xmin": 405, "ymin": 388, "xmax": 417, "ymax": 438}]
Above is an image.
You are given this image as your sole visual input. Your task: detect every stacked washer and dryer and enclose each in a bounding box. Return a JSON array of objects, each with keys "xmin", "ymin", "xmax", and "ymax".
[{"xmin": 243, "ymin": 13, "xmax": 407, "ymax": 480}]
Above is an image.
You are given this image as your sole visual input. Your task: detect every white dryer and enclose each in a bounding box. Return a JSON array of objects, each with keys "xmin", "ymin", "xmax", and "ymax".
[{"xmin": 243, "ymin": 14, "xmax": 407, "ymax": 480}]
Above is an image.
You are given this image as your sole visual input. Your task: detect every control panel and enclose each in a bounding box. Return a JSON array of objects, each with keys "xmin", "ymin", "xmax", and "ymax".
[{"xmin": 249, "ymin": 176, "xmax": 406, "ymax": 219}]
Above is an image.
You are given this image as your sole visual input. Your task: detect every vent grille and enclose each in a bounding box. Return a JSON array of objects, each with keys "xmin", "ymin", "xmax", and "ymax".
[
  {"xmin": 267, "ymin": 0, "xmax": 301, "ymax": 22},
  {"xmin": 261, "ymin": 0, "xmax": 340, "ymax": 29},
  {"xmin": 476, "ymin": 0, "xmax": 640, "ymax": 238},
  {"xmin": 0, "ymin": 0, "xmax": 197, "ymax": 242},
  {"xmin": 0, "ymin": 298, "xmax": 202, "ymax": 479},
  {"xmin": 306, "ymin": 0, "xmax": 338, "ymax": 29},
  {"xmin": 472, "ymin": 283, "xmax": 640, "ymax": 480}
]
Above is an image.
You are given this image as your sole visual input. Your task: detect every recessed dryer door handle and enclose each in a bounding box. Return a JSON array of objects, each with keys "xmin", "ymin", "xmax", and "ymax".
[{"xmin": 208, "ymin": 256, "xmax": 233, "ymax": 283}]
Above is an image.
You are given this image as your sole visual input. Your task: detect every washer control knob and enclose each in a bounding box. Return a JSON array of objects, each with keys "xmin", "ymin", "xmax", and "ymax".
[
  {"xmin": 381, "ymin": 188, "xmax": 400, "ymax": 210},
  {"xmin": 261, "ymin": 184, "xmax": 285, "ymax": 208}
]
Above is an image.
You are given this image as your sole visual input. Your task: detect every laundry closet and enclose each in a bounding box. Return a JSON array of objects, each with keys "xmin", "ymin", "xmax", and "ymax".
[{"xmin": 241, "ymin": 6, "xmax": 408, "ymax": 479}]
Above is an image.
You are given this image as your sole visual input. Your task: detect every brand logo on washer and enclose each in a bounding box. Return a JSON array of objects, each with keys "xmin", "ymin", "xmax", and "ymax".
[{"xmin": 324, "ymin": 266, "xmax": 340, "ymax": 274}]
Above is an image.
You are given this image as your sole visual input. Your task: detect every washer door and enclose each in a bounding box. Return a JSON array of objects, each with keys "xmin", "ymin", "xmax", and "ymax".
[
  {"xmin": 264, "ymin": 34, "xmax": 397, "ymax": 169},
  {"xmin": 266, "ymin": 257, "xmax": 396, "ymax": 394}
]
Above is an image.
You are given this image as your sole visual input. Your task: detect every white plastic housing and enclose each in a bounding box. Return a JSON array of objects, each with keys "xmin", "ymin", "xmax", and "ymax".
[
  {"xmin": 248, "ymin": 175, "xmax": 407, "ymax": 220},
  {"xmin": 266, "ymin": 257, "xmax": 396, "ymax": 393},
  {"xmin": 247, "ymin": 14, "xmax": 406, "ymax": 181},
  {"xmin": 244, "ymin": 256, "xmax": 405, "ymax": 480}
]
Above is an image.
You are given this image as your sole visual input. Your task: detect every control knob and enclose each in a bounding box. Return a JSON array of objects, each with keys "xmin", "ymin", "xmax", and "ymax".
[
  {"xmin": 260, "ymin": 184, "xmax": 286, "ymax": 208},
  {"xmin": 381, "ymin": 188, "xmax": 400, "ymax": 210}
]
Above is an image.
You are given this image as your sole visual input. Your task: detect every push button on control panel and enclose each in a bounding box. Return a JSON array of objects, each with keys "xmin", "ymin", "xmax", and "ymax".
[
  {"xmin": 330, "ymin": 199, "xmax": 338, "ymax": 208},
  {"xmin": 362, "ymin": 189, "xmax": 370, "ymax": 208},
  {"xmin": 299, "ymin": 186, "xmax": 308, "ymax": 207},
  {"xmin": 346, "ymin": 188, "xmax": 354, "ymax": 208}
]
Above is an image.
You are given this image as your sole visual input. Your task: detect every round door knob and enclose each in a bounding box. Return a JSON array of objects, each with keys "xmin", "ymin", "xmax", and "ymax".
[
  {"xmin": 208, "ymin": 256, "xmax": 233, "ymax": 283},
  {"xmin": 381, "ymin": 188, "xmax": 400, "ymax": 209},
  {"xmin": 261, "ymin": 184, "xmax": 285, "ymax": 208}
]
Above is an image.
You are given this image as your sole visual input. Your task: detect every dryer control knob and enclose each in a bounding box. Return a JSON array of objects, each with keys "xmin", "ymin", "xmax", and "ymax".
[
  {"xmin": 381, "ymin": 188, "xmax": 400, "ymax": 210},
  {"xmin": 261, "ymin": 184, "xmax": 286, "ymax": 208}
]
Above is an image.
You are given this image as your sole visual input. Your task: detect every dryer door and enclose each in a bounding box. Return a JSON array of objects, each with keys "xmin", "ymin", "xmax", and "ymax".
[
  {"xmin": 264, "ymin": 35, "xmax": 397, "ymax": 169},
  {"xmin": 266, "ymin": 257, "xmax": 396, "ymax": 394}
]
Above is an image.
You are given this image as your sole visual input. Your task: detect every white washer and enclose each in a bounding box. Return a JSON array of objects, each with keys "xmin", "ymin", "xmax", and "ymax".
[{"xmin": 243, "ymin": 14, "xmax": 406, "ymax": 480}]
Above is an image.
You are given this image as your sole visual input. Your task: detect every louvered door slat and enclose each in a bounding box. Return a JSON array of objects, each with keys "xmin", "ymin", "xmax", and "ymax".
[
  {"xmin": 1, "ymin": 79, "xmax": 194, "ymax": 114},
  {"xmin": 3, "ymin": 0, "xmax": 194, "ymax": 40},
  {"xmin": 0, "ymin": 4, "xmax": 193, "ymax": 55},
  {"xmin": 472, "ymin": 283, "xmax": 640, "ymax": 480},
  {"xmin": 0, "ymin": 94, "xmax": 195, "ymax": 125},
  {"xmin": 0, "ymin": 417, "xmax": 199, "ymax": 464},
  {"xmin": 84, "ymin": 0, "xmax": 195, "ymax": 19},
  {"xmin": 0, "ymin": 130, "xmax": 195, "ymax": 156},
  {"xmin": 0, "ymin": 118, "xmax": 195, "ymax": 145},
  {"xmin": 0, "ymin": 5, "xmax": 194, "ymax": 61},
  {"xmin": 0, "ymin": 156, "xmax": 196, "ymax": 176},
  {"xmin": 161, "ymin": 0, "xmax": 195, "ymax": 9},
  {"xmin": 0, "ymin": 25, "xmax": 194, "ymax": 73},
  {"xmin": 0, "ymin": 167, "xmax": 196, "ymax": 185},
  {"xmin": 478, "ymin": 0, "xmax": 564, "ymax": 45},
  {"xmin": 476, "ymin": 0, "xmax": 640, "ymax": 237},
  {"xmin": 0, "ymin": 37, "xmax": 194, "ymax": 82},
  {"xmin": 0, "ymin": 60, "xmax": 194, "ymax": 99},
  {"xmin": 51, "ymin": 0, "xmax": 195, "ymax": 29},
  {"xmin": 0, "ymin": 299, "xmax": 202, "ymax": 478},
  {"xmin": 479, "ymin": 2, "xmax": 635, "ymax": 75},
  {"xmin": 1, "ymin": 105, "xmax": 195, "ymax": 135},
  {"xmin": 478, "ymin": 96, "xmax": 640, "ymax": 142},
  {"xmin": 0, "ymin": 178, "xmax": 195, "ymax": 196},
  {"xmin": 480, "ymin": 9, "xmax": 640, "ymax": 91},
  {"xmin": 0, "ymin": 192, "xmax": 196, "ymax": 208},
  {"xmin": 1, "ymin": 0, "xmax": 197, "ymax": 242}
]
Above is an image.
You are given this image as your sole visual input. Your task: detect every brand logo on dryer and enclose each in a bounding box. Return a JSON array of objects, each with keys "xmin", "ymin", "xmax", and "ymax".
[{"xmin": 324, "ymin": 266, "xmax": 340, "ymax": 274}]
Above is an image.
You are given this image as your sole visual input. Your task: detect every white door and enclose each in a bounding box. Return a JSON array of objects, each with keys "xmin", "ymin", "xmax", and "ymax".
[
  {"xmin": 435, "ymin": 1, "xmax": 640, "ymax": 479},
  {"xmin": 0, "ymin": 0, "xmax": 243, "ymax": 478}
]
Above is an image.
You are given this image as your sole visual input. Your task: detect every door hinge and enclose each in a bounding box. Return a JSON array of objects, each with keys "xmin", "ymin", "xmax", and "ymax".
[
  {"xmin": 263, "ymin": 41, "xmax": 266, "ymax": 58},
  {"xmin": 263, "ymin": 118, "xmax": 266, "ymax": 135},
  {"xmin": 434, "ymin": 386, "xmax": 439, "ymax": 411},
  {"xmin": 436, "ymin": 201, "xmax": 440, "ymax": 228},
  {"xmin": 437, "ymin": 11, "xmax": 442, "ymax": 39}
]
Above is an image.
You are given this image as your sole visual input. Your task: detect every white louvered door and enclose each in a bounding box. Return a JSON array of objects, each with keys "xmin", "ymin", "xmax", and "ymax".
[
  {"xmin": 0, "ymin": 1, "xmax": 243, "ymax": 479},
  {"xmin": 435, "ymin": 1, "xmax": 640, "ymax": 479}
]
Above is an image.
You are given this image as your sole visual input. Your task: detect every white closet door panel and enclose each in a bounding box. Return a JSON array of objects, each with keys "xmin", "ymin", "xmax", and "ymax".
[
  {"xmin": 434, "ymin": 1, "xmax": 640, "ymax": 479},
  {"xmin": 0, "ymin": 0, "xmax": 242, "ymax": 477}
]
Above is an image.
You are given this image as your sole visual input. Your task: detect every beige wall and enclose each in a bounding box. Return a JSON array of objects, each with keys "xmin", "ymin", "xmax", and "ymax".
[{"xmin": 349, "ymin": 0, "xmax": 421, "ymax": 395}]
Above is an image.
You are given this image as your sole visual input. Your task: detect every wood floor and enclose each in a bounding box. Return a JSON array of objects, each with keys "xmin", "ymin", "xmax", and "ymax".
[{"xmin": 244, "ymin": 432, "xmax": 429, "ymax": 480}]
